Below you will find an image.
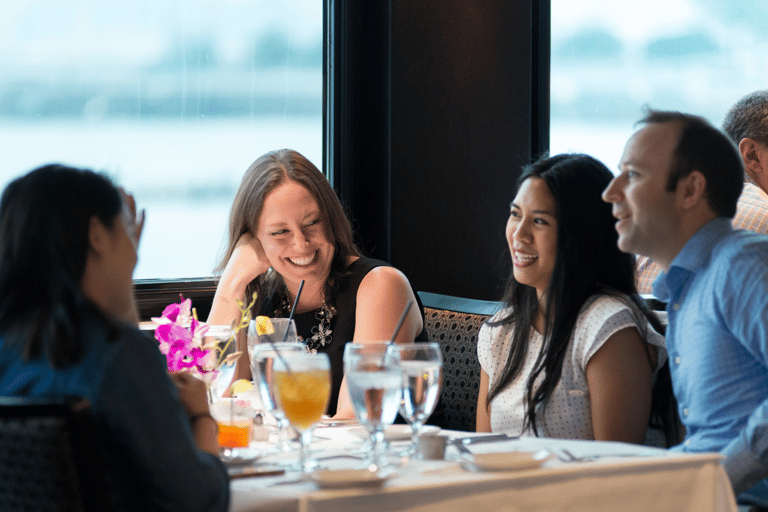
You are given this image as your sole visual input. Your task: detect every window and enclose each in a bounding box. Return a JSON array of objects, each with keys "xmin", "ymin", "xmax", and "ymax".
[
  {"xmin": 550, "ymin": 0, "xmax": 768, "ymax": 170},
  {"xmin": 0, "ymin": 0, "xmax": 322, "ymax": 279}
]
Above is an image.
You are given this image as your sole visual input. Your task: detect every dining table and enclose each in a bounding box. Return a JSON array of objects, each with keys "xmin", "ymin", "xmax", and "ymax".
[{"xmin": 226, "ymin": 423, "xmax": 738, "ymax": 512}]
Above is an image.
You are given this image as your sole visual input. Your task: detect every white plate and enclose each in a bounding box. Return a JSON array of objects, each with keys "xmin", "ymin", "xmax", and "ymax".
[
  {"xmin": 349, "ymin": 424, "xmax": 440, "ymax": 441},
  {"xmin": 307, "ymin": 469, "xmax": 389, "ymax": 489},
  {"xmin": 469, "ymin": 451, "xmax": 550, "ymax": 472}
]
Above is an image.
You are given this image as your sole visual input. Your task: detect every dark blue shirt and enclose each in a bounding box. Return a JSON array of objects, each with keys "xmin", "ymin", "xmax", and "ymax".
[{"xmin": 0, "ymin": 310, "xmax": 229, "ymax": 512}]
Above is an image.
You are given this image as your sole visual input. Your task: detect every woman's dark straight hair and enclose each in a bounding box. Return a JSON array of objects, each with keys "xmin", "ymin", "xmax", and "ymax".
[
  {"xmin": 486, "ymin": 154, "xmax": 665, "ymax": 438},
  {"xmin": 0, "ymin": 164, "xmax": 122, "ymax": 368}
]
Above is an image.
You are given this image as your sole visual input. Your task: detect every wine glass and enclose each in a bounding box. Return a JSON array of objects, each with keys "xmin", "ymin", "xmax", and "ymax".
[
  {"xmin": 388, "ymin": 342, "xmax": 443, "ymax": 456},
  {"xmin": 250, "ymin": 342, "xmax": 307, "ymax": 452},
  {"xmin": 248, "ymin": 319, "xmax": 303, "ymax": 452},
  {"xmin": 343, "ymin": 343, "xmax": 402, "ymax": 468},
  {"xmin": 272, "ymin": 352, "xmax": 331, "ymax": 472}
]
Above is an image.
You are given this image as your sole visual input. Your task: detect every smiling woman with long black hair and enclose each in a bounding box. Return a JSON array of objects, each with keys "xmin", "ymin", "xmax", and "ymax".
[{"xmin": 476, "ymin": 154, "xmax": 667, "ymax": 445}]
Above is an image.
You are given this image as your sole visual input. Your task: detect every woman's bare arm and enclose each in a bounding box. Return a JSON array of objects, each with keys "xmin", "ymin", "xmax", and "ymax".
[
  {"xmin": 586, "ymin": 326, "xmax": 656, "ymax": 444},
  {"xmin": 333, "ymin": 266, "xmax": 423, "ymax": 419},
  {"xmin": 476, "ymin": 369, "xmax": 492, "ymax": 432}
]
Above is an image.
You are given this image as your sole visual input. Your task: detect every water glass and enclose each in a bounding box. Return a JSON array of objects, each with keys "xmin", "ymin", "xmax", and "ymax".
[
  {"xmin": 343, "ymin": 343, "xmax": 402, "ymax": 468},
  {"xmin": 272, "ymin": 352, "xmax": 331, "ymax": 472},
  {"xmin": 388, "ymin": 342, "xmax": 443, "ymax": 456},
  {"xmin": 203, "ymin": 325, "xmax": 236, "ymax": 402}
]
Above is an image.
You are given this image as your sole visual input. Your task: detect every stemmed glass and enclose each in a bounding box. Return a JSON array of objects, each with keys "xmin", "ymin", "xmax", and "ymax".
[
  {"xmin": 272, "ymin": 352, "xmax": 331, "ymax": 473},
  {"xmin": 388, "ymin": 343, "xmax": 443, "ymax": 456},
  {"xmin": 343, "ymin": 343, "xmax": 402, "ymax": 468},
  {"xmin": 247, "ymin": 318, "xmax": 302, "ymax": 452},
  {"xmin": 250, "ymin": 342, "xmax": 306, "ymax": 452}
]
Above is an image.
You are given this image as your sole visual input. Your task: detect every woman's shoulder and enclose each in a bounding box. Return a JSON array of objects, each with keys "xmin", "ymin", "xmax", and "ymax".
[
  {"xmin": 572, "ymin": 293, "xmax": 644, "ymax": 345},
  {"xmin": 346, "ymin": 255, "xmax": 387, "ymax": 273},
  {"xmin": 337, "ymin": 256, "xmax": 388, "ymax": 296},
  {"xmin": 354, "ymin": 258, "xmax": 412, "ymax": 297},
  {"xmin": 478, "ymin": 308, "xmax": 515, "ymax": 347},
  {"xmin": 486, "ymin": 307, "xmax": 513, "ymax": 325},
  {"xmin": 578, "ymin": 293, "xmax": 637, "ymax": 320}
]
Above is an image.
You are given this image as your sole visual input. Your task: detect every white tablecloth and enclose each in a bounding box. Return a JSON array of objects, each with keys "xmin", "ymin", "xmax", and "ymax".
[{"xmin": 229, "ymin": 427, "xmax": 737, "ymax": 512}]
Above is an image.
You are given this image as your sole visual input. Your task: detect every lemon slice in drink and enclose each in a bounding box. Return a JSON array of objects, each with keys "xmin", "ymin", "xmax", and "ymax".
[
  {"xmin": 254, "ymin": 316, "xmax": 274, "ymax": 335},
  {"xmin": 230, "ymin": 379, "xmax": 253, "ymax": 395}
]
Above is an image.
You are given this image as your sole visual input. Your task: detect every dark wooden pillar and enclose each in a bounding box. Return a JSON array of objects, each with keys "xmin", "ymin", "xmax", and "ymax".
[{"xmin": 326, "ymin": 0, "xmax": 549, "ymax": 300}]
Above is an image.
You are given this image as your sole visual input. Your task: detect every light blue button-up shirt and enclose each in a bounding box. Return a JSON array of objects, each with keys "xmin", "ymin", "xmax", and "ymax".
[{"xmin": 654, "ymin": 217, "xmax": 768, "ymax": 505}]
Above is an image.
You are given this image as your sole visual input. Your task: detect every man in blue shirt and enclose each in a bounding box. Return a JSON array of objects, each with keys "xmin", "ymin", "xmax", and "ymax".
[{"xmin": 602, "ymin": 109, "xmax": 768, "ymax": 508}]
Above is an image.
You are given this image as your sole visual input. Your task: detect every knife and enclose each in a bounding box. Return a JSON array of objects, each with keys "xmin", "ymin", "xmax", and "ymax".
[
  {"xmin": 228, "ymin": 467, "xmax": 286, "ymax": 479},
  {"xmin": 454, "ymin": 434, "xmax": 517, "ymax": 445}
]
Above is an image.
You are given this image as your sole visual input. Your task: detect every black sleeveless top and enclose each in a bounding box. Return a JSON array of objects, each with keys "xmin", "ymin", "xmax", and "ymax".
[{"xmin": 290, "ymin": 257, "xmax": 428, "ymax": 415}]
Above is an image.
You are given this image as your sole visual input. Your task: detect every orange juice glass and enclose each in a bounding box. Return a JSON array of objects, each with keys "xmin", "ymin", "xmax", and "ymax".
[
  {"xmin": 217, "ymin": 420, "xmax": 251, "ymax": 448},
  {"xmin": 210, "ymin": 398, "xmax": 254, "ymax": 450}
]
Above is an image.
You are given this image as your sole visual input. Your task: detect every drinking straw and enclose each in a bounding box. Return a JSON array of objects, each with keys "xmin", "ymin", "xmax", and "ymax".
[
  {"xmin": 283, "ymin": 280, "xmax": 304, "ymax": 342},
  {"xmin": 388, "ymin": 300, "xmax": 414, "ymax": 344},
  {"xmin": 265, "ymin": 280, "xmax": 305, "ymax": 376}
]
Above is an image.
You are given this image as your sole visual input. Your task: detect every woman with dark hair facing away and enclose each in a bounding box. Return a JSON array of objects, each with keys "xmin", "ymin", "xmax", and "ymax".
[
  {"xmin": 209, "ymin": 149, "xmax": 427, "ymax": 419},
  {"xmin": 476, "ymin": 154, "xmax": 667, "ymax": 445},
  {"xmin": 0, "ymin": 165, "xmax": 229, "ymax": 511}
]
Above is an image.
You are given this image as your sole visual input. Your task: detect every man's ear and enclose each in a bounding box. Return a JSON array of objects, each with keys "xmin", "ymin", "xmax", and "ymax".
[
  {"xmin": 88, "ymin": 216, "xmax": 109, "ymax": 257},
  {"xmin": 677, "ymin": 170, "xmax": 707, "ymax": 210},
  {"xmin": 739, "ymin": 138, "xmax": 762, "ymax": 182}
]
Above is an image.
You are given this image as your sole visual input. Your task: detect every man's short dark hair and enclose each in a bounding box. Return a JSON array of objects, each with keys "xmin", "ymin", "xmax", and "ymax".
[
  {"xmin": 722, "ymin": 90, "xmax": 768, "ymax": 147},
  {"xmin": 639, "ymin": 109, "xmax": 743, "ymax": 218}
]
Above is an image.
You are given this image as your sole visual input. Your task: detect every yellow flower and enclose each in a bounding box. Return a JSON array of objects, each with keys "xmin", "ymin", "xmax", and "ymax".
[{"xmin": 254, "ymin": 316, "xmax": 274, "ymax": 336}]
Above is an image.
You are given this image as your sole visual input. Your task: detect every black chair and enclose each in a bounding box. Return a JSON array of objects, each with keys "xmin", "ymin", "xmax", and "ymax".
[
  {"xmin": 0, "ymin": 397, "xmax": 112, "ymax": 512},
  {"xmin": 418, "ymin": 292, "xmax": 501, "ymax": 432}
]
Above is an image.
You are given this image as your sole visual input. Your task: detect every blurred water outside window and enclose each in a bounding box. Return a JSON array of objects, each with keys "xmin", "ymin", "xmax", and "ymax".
[
  {"xmin": 0, "ymin": 0, "xmax": 323, "ymax": 279},
  {"xmin": 550, "ymin": 0, "xmax": 768, "ymax": 172}
]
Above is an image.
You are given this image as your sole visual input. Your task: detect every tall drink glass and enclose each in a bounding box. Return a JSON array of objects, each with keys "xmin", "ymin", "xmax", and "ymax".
[
  {"xmin": 248, "ymin": 319, "xmax": 303, "ymax": 452},
  {"xmin": 343, "ymin": 343, "xmax": 402, "ymax": 468},
  {"xmin": 388, "ymin": 342, "xmax": 443, "ymax": 456},
  {"xmin": 248, "ymin": 318, "xmax": 298, "ymax": 347},
  {"xmin": 273, "ymin": 352, "xmax": 331, "ymax": 473},
  {"xmin": 251, "ymin": 343, "xmax": 306, "ymax": 452}
]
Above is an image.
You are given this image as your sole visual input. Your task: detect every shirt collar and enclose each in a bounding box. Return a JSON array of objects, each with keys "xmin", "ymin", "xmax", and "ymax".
[
  {"xmin": 668, "ymin": 217, "xmax": 732, "ymax": 272},
  {"xmin": 651, "ymin": 217, "xmax": 733, "ymax": 300}
]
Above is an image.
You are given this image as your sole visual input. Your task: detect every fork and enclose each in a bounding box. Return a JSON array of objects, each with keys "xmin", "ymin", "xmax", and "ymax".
[{"xmin": 450, "ymin": 438, "xmax": 475, "ymax": 460}]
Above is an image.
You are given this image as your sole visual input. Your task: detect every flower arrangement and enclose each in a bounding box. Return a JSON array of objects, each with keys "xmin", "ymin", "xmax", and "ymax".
[{"xmin": 152, "ymin": 293, "xmax": 258, "ymax": 384}]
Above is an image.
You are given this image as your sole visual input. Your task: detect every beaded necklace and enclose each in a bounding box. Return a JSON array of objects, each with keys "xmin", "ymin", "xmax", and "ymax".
[{"xmin": 275, "ymin": 294, "xmax": 337, "ymax": 353}]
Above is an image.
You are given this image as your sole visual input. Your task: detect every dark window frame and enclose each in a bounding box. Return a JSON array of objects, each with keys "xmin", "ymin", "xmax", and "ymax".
[{"xmin": 135, "ymin": 0, "xmax": 549, "ymax": 319}]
